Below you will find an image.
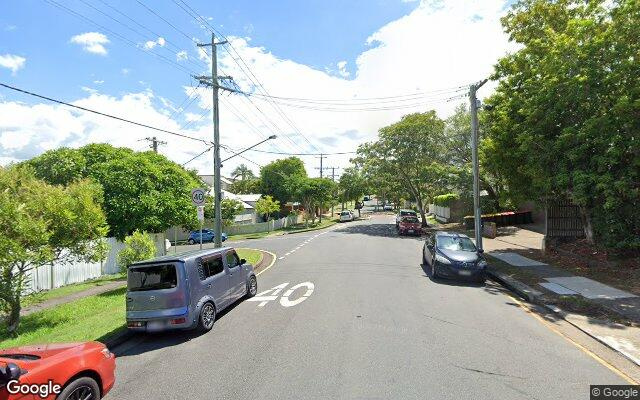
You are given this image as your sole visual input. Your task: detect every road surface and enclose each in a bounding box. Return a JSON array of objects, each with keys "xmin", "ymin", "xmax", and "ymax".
[{"xmin": 108, "ymin": 214, "xmax": 634, "ymax": 400}]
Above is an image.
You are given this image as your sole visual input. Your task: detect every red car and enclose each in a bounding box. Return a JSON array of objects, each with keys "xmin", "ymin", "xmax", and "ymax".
[
  {"xmin": 0, "ymin": 342, "xmax": 115, "ymax": 400},
  {"xmin": 397, "ymin": 216, "xmax": 422, "ymax": 235}
]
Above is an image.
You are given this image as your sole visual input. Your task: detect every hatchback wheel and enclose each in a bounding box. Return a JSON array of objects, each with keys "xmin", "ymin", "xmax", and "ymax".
[
  {"xmin": 247, "ymin": 276, "xmax": 257, "ymax": 298},
  {"xmin": 57, "ymin": 377, "xmax": 100, "ymax": 400},
  {"xmin": 198, "ymin": 302, "xmax": 216, "ymax": 332},
  {"xmin": 188, "ymin": 239, "xmax": 195, "ymax": 245}
]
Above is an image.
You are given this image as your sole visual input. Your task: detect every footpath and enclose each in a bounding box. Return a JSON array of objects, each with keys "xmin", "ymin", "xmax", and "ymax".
[{"xmin": 479, "ymin": 226, "xmax": 640, "ymax": 367}]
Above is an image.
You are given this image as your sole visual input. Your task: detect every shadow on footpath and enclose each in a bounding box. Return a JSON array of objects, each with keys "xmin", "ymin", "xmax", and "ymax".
[{"xmin": 112, "ymin": 297, "xmax": 245, "ymax": 358}]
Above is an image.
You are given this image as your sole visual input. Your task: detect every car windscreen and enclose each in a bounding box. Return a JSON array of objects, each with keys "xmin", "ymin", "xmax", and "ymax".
[
  {"xmin": 128, "ymin": 264, "xmax": 177, "ymax": 292},
  {"xmin": 402, "ymin": 217, "xmax": 419, "ymax": 223},
  {"xmin": 437, "ymin": 236, "xmax": 477, "ymax": 252},
  {"xmin": 341, "ymin": 211, "xmax": 350, "ymax": 215}
]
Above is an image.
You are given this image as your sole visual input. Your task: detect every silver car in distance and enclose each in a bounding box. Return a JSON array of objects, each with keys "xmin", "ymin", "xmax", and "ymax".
[{"xmin": 126, "ymin": 247, "xmax": 258, "ymax": 333}]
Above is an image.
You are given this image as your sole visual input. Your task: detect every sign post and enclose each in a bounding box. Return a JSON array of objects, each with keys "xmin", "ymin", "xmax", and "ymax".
[{"xmin": 191, "ymin": 188, "xmax": 206, "ymax": 250}]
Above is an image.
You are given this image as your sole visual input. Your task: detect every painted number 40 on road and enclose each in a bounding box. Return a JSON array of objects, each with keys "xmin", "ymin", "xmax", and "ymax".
[{"xmin": 247, "ymin": 282, "xmax": 314, "ymax": 307}]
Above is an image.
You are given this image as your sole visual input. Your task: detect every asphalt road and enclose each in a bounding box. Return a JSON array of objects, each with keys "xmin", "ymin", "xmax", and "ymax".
[{"xmin": 108, "ymin": 214, "xmax": 632, "ymax": 400}]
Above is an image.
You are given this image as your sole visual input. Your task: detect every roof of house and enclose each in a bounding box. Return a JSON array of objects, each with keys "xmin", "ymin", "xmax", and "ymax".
[
  {"xmin": 234, "ymin": 194, "xmax": 261, "ymax": 202},
  {"xmin": 220, "ymin": 190, "xmax": 254, "ymax": 209},
  {"xmin": 198, "ymin": 175, "xmax": 234, "ymax": 187}
]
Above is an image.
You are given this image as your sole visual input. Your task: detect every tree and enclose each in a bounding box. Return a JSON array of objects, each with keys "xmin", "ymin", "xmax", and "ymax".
[
  {"xmin": 0, "ymin": 165, "xmax": 108, "ymax": 335},
  {"xmin": 28, "ymin": 145, "xmax": 201, "ymax": 239},
  {"xmin": 483, "ymin": 0, "xmax": 640, "ymax": 248},
  {"xmin": 356, "ymin": 112, "xmax": 453, "ymax": 226},
  {"xmin": 293, "ymin": 177, "xmax": 337, "ymax": 225},
  {"xmin": 116, "ymin": 231, "xmax": 156, "ymax": 273},
  {"xmin": 220, "ymin": 198, "xmax": 244, "ymax": 226},
  {"xmin": 260, "ymin": 157, "xmax": 307, "ymax": 205},
  {"xmin": 231, "ymin": 164, "xmax": 255, "ymax": 181},
  {"xmin": 254, "ymin": 195, "xmax": 280, "ymax": 222},
  {"xmin": 338, "ymin": 167, "xmax": 368, "ymax": 216},
  {"xmin": 228, "ymin": 177, "xmax": 261, "ymax": 194}
]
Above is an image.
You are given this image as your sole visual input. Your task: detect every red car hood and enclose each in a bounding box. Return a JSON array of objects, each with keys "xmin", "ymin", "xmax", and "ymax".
[{"xmin": 0, "ymin": 342, "xmax": 104, "ymax": 365}]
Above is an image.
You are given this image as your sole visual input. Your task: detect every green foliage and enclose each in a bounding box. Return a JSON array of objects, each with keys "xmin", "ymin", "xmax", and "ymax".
[
  {"xmin": 483, "ymin": 0, "xmax": 640, "ymax": 248},
  {"xmin": 260, "ymin": 157, "xmax": 307, "ymax": 204},
  {"xmin": 433, "ymin": 193, "xmax": 460, "ymax": 207},
  {"xmin": 338, "ymin": 167, "xmax": 368, "ymax": 203},
  {"xmin": 292, "ymin": 177, "xmax": 337, "ymax": 225},
  {"xmin": 0, "ymin": 165, "xmax": 108, "ymax": 336},
  {"xmin": 28, "ymin": 144, "xmax": 201, "ymax": 240},
  {"xmin": 255, "ymin": 195, "xmax": 281, "ymax": 221},
  {"xmin": 116, "ymin": 231, "xmax": 156, "ymax": 273},
  {"xmin": 221, "ymin": 199, "xmax": 244, "ymax": 226},
  {"xmin": 228, "ymin": 177, "xmax": 261, "ymax": 194},
  {"xmin": 230, "ymin": 164, "xmax": 255, "ymax": 181}
]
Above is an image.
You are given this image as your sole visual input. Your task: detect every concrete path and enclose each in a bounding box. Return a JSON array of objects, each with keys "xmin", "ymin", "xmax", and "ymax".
[{"xmin": 21, "ymin": 280, "xmax": 126, "ymax": 316}]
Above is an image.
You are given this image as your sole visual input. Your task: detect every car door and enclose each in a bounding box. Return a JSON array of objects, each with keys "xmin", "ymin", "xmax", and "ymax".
[
  {"xmin": 200, "ymin": 255, "xmax": 229, "ymax": 309},
  {"xmin": 225, "ymin": 250, "xmax": 244, "ymax": 301}
]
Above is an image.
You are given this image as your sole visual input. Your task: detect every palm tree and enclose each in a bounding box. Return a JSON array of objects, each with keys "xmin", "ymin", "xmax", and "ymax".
[{"xmin": 231, "ymin": 164, "xmax": 255, "ymax": 181}]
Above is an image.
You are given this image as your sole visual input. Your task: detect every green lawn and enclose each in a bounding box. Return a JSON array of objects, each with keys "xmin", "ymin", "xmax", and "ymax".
[
  {"xmin": 236, "ymin": 248, "xmax": 263, "ymax": 265},
  {"xmin": 1, "ymin": 287, "xmax": 126, "ymax": 349},
  {"xmin": 22, "ymin": 273, "xmax": 125, "ymax": 309}
]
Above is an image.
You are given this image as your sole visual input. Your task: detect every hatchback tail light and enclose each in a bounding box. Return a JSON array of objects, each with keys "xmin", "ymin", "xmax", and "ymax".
[{"xmin": 170, "ymin": 317, "xmax": 186, "ymax": 325}]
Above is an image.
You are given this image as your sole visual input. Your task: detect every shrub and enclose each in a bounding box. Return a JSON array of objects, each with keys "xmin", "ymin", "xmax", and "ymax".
[
  {"xmin": 117, "ymin": 231, "xmax": 156, "ymax": 273},
  {"xmin": 433, "ymin": 193, "xmax": 460, "ymax": 207}
]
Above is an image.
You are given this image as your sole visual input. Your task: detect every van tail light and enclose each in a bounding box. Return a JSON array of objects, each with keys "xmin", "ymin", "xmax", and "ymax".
[{"xmin": 170, "ymin": 317, "xmax": 186, "ymax": 325}]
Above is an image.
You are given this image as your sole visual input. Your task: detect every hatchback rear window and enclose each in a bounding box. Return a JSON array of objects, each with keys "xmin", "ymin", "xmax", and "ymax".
[
  {"xmin": 400, "ymin": 211, "xmax": 417, "ymax": 216},
  {"xmin": 128, "ymin": 264, "xmax": 177, "ymax": 292},
  {"xmin": 402, "ymin": 217, "xmax": 419, "ymax": 223},
  {"xmin": 341, "ymin": 211, "xmax": 350, "ymax": 215}
]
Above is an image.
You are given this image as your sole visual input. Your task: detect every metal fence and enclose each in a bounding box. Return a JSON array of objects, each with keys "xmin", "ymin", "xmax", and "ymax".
[{"xmin": 546, "ymin": 200, "xmax": 584, "ymax": 238}]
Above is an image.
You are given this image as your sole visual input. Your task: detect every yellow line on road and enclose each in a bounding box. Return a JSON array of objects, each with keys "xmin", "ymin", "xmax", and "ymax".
[{"xmin": 506, "ymin": 293, "xmax": 637, "ymax": 385}]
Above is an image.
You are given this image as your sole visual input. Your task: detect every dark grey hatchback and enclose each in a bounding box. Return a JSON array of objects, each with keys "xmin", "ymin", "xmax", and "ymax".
[{"xmin": 422, "ymin": 231, "xmax": 487, "ymax": 283}]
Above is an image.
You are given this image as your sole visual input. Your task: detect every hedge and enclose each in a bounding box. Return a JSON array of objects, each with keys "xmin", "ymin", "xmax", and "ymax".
[{"xmin": 433, "ymin": 193, "xmax": 460, "ymax": 207}]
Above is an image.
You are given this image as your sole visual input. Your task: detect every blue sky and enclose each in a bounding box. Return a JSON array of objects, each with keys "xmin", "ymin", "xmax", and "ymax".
[
  {"xmin": 0, "ymin": 0, "xmax": 513, "ymax": 175},
  {"xmin": 1, "ymin": 0, "xmax": 416, "ymax": 107}
]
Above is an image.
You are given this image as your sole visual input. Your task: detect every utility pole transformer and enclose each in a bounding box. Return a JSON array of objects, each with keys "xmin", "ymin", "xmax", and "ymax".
[
  {"xmin": 144, "ymin": 136, "xmax": 166, "ymax": 153},
  {"xmin": 469, "ymin": 79, "xmax": 488, "ymax": 251}
]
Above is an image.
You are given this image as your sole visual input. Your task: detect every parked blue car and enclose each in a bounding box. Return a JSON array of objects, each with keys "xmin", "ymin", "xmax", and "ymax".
[{"xmin": 188, "ymin": 229, "xmax": 228, "ymax": 244}]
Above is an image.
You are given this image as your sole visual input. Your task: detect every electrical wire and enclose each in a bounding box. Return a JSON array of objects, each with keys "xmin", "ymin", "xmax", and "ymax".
[{"xmin": 0, "ymin": 82, "xmax": 213, "ymax": 145}]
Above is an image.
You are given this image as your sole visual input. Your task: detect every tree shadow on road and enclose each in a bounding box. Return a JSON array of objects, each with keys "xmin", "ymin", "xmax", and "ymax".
[
  {"xmin": 335, "ymin": 223, "xmax": 425, "ymax": 241},
  {"xmin": 112, "ymin": 298, "xmax": 245, "ymax": 358}
]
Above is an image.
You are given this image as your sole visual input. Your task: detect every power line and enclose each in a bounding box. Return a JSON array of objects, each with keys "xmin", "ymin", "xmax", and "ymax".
[
  {"xmin": 245, "ymin": 148, "xmax": 356, "ymax": 156},
  {"xmin": 0, "ymin": 82, "xmax": 213, "ymax": 145}
]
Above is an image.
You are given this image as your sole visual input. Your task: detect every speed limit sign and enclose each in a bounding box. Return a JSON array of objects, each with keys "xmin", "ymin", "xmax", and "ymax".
[{"xmin": 191, "ymin": 188, "xmax": 206, "ymax": 206}]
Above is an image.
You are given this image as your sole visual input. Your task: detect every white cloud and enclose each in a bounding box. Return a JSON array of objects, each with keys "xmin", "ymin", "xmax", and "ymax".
[
  {"xmin": 0, "ymin": 54, "xmax": 26, "ymax": 75},
  {"xmin": 121, "ymin": 68, "xmax": 130, "ymax": 75},
  {"xmin": 1, "ymin": 0, "xmax": 515, "ymax": 176},
  {"xmin": 93, "ymin": 80, "xmax": 104, "ymax": 84},
  {"xmin": 4, "ymin": 25, "xmax": 17, "ymax": 31},
  {"xmin": 176, "ymin": 50, "xmax": 188, "ymax": 61},
  {"xmin": 70, "ymin": 32, "xmax": 109, "ymax": 55},
  {"xmin": 144, "ymin": 37, "xmax": 166, "ymax": 50}
]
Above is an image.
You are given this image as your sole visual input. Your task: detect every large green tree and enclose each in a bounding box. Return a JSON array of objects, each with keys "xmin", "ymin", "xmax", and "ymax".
[
  {"xmin": 228, "ymin": 177, "xmax": 261, "ymax": 194},
  {"xmin": 483, "ymin": 0, "xmax": 640, "ymax": 247},
  {"xmin": 0, "ymin": 165, "xmax": 108, "ymax": 335},
  {"xmin": 293, "ymin": 177, "xmax": 337, "ymax": 225},
  {"xmin": 28, "ymin": 145, "xmax": 201, "ymax": 239},
  {"xmin": 231, "ymin": 164, "xmax": 255, "ymax": 181},
  {"xmin": 260, "ymin": 157, "xmax": 307, "ymax": 205}
]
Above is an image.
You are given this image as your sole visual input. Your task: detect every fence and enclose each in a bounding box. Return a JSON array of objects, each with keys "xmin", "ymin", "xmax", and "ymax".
[
  {"xmin": 429, "ymin": 204, "xmax": 451, "ymax": 222},
  {"xmin": 546, "ymin": 200, "xmax": 584, "ymax": 238},
  {"xmin": 25, "ymin": 235, "xmax": 167, "ymax": 294},
  {"xmin": 225, "ymin": 214, "xmax": 301, "ymax": 235}
]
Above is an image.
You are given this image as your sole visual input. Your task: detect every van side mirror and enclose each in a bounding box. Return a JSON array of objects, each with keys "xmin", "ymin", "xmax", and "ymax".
[
  {"xmin": 239, "ymin": 258, "xmax": 246, "ymax": 265},
  {"xmin": 0, "ymin": 362, "xmax": 21, "ymax": 383}
]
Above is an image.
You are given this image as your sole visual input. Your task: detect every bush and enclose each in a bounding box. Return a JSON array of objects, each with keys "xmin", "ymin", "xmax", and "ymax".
[
  {"xmin": 433, "ymin": 193, "xmax": 460, "ymax": 207},
  {"xmin": 117, "ymin": 231, "xmax": 156, "ymax": 273}
]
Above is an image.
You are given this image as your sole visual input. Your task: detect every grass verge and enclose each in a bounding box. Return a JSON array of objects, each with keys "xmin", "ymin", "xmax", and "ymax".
[
  {"xmin": 236, "ymin": 248, "xmax": 262, "ymax": 265},
  {"xmin": 227, "ymin": 218, "xmax": 338, "ymax": 241},
  {"xmin": 22, "ymin": 273, "xmax": 125, "ymax": 309},
  {"xmin": 1, "ymin": 287, "xmax": 126, "ymax": 349}
]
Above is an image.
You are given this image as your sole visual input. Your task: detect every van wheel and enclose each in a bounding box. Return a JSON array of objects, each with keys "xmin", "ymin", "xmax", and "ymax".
[
  {"xmin": 57, "ymin": 376, "xmax": 100, "ymax": 400},
  {"xmin": 188, "ymin": 239, "xmax": 195, "ymax": 245},
  {"xmin": 246, "ymin": 276, "xmax": 257, "ymax": 298},
  {"xmin": 198, "ymin": 302, "xmax": 216, "ymax": 332}
]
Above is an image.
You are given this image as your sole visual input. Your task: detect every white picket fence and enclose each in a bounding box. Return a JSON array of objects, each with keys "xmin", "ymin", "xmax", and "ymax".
[
  {"xmin": 429, "ymin": 204, "xmax": 451, "ymax": 222},
  {"xmin": 225, "ymin": 214, "xmax": 302, "ymax": 236},
  {"xmin": 25, "ymin": 234, "xmax": 167, "ymax": 294}
]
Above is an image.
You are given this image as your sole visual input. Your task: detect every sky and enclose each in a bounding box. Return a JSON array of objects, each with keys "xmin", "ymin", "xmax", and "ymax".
[{"xmin": 0, "ymin": 0, "xmax": 516, "ymax": 179}]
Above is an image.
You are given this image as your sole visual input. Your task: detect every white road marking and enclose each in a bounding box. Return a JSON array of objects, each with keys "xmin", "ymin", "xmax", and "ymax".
[
  {"xmin": 278, "ymin": 256, "xmax": 285, "ymax": 260},
  {"xmin": 247, "ymin": 282, "xmax": 290, "ymax": 307},
  {"xmin": 280, "ymin": 282, "xmax": 315, "ymax": 307}
]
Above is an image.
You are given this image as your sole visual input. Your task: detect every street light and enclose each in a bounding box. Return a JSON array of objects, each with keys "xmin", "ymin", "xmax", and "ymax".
[{"xmin": 221, "ymin": 135, "xmax": 276, "ymax": 163}]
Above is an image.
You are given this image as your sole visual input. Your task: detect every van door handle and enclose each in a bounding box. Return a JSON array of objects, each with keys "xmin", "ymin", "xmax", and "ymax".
[{"xmin": 207, "ymin": 284, "xmax": 212, "ymax": 289}]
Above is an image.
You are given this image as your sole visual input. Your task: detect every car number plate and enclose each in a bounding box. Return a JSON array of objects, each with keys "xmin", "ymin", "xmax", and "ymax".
[
  {"xmin": 459, "ymin": 270, "xmax": 472, "ymax": 276},
  {"xmin": 408, "ymin": 230, "xmax": 414, "ymax": 233}
]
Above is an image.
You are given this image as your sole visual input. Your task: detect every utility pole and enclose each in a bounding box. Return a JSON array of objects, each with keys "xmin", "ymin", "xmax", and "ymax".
[
  {"xmin": 194, "ymin": 33, "xmax": 238, "ymax": 248},
  {"xmin": 470, "ymin": 79, "xmax": 488, "ymax": 251},
  {"xmin": 144, "ymin": 136, "xmax": 166, "ymax": 153}
]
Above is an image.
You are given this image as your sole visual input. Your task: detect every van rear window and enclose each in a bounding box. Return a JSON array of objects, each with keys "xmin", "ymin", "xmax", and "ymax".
[{"xmin": 128, "ymin": 264, "xmax": 177, "ymax": 292}]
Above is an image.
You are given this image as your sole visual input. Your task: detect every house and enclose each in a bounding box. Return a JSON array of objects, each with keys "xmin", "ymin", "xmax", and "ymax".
[
  {"xmin": 198, "ymin": 174, "xmax": 234, "ymax": 191},
  {"xmin": 220, "ymin": 190, "xmax": 261, "ymax": 225}
]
